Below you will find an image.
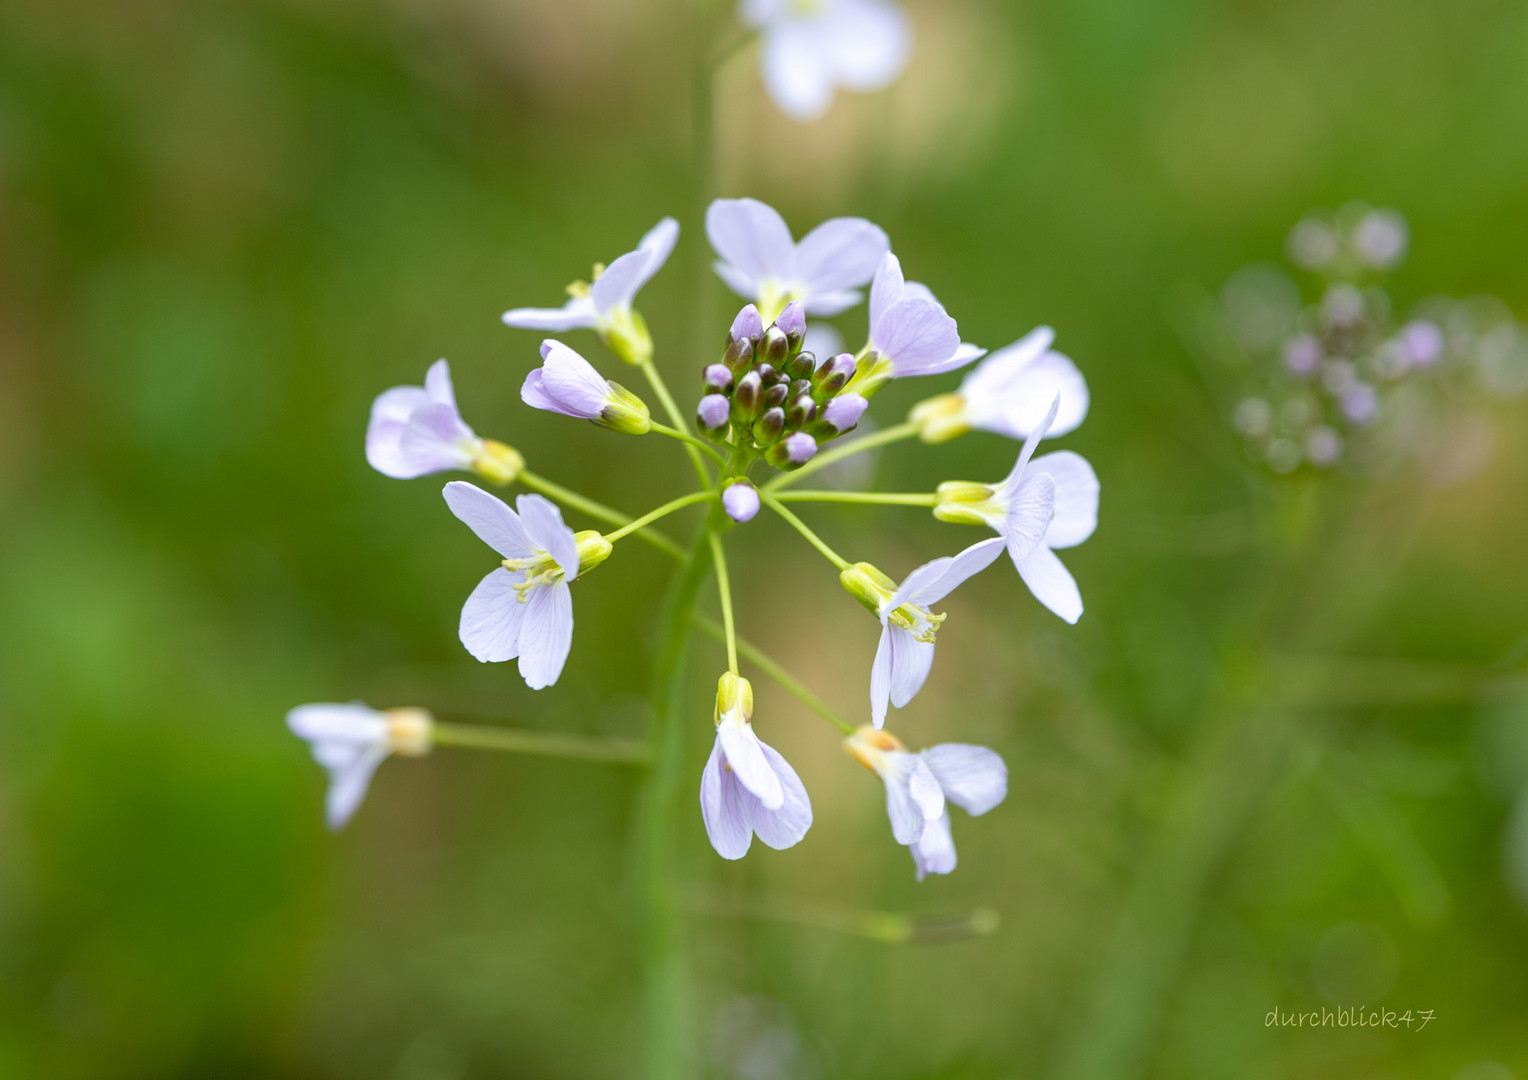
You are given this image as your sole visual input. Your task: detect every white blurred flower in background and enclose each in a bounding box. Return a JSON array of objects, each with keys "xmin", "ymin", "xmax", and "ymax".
[{"xmin": 741, "ymin": 0, "xmax": 911, "ymax": 121}]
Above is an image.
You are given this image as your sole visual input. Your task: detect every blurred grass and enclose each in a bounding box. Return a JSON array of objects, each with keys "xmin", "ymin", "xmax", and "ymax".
[{"xmin": 3, "ymin": 0, "xmax": 1528, "ymax": 1077}]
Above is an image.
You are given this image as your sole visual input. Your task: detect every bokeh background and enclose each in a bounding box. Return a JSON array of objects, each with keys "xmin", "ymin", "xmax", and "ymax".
[{"xmin": 3, "ymin": 0, "xmax": 1528, "ymax": 1076}]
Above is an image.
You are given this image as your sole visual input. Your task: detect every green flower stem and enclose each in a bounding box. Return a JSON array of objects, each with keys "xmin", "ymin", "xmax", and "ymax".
[
  {"xmin": 604, "ymin": 490, "xmax": 717, "ymax": 545},
  {"xmin": 762, "ymin": 420, "xmax": 921, "ymax": 493},
  {"xmin": 637, "ymin": 521, "xmax": 717, "ymax": 1080},
  {"xmin": 518, "ymin": 469, "xmax": 685, "ymax": 560},
  {"xmin": 760, "ymin": 494, "xmax": 852, "ymax": 571},
  {"xmin": 638, "ymin": 357, "xmax": 716, "ymax": 486},
  {"xmin": 707, "ymin": 533, "xmax": 739, "ymax": 675},
  {"xmin": 685, "ymin": 884, "xmax": 1001, "ymax": 944},
  {"xmin": 431, "ymin": 722, "xmax": 649, "ymax": 763},
  {"xmin": 693, "ymin": 616, "xmax": 855, "ymax": 735},
  {"xmin": 772, "ymin": 490, "xmax": 938, "ymax": 507},
  {"xmin": 650, "ymin": 420, "xmax": 729, "ymax": 470}
]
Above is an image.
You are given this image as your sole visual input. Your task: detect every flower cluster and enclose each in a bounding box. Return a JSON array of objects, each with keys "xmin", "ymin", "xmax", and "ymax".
[
  {"xmin": 1208, "ymin": 204, "xmax": 1528, "ymax": 474},
  {"xmin": 288, "ymin": 197, "xmax": 1099, "ymax": 881}
]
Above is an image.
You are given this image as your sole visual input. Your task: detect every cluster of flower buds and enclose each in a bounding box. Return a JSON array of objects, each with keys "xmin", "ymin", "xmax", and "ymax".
[
  {"xmin": 696, "ymin": 300, "xmax": 869, "ymax": 473},
  {"xmin": 1209, "ymin": 204, "xmax": 1527, "ymax": 474}
]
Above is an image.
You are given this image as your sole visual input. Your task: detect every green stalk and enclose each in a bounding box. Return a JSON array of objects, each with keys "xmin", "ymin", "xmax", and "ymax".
[
  {"xmin": 694, "ymin": 615, "xmax": 854, "ymax": 735},
  {"xmin": 432, "ymin": 722, "xmax": 648, "ymax": 763},
  {"xmin": 772, "ymin": 490, "xmax": 937, "ymax": 507},
  {"xmin": 604, "ymin": 490, "xmax": 716, "ymax": 545},
  {"xmin": 519, "ymin": 469, "xmax": 685, "ymax": 560},
  {"xmin": 762, "ymin": 420, "xmax": 920, "ymax": 493},
  {"xmin": 651, "ymin": 420, "xmax": 729, "ymax": 469},
  {"xmin": 639, "ymin": 358, "xmax": 715, "ymax": 487},
  {"xmin": 761, "ymin": 494, "xmax": 852, "ymax": 570}
]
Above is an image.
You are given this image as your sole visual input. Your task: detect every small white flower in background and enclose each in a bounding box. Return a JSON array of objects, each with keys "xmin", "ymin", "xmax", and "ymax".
[
  {"xmin": 841, "ymin": 536, "xmax": 1008, "ymax": 728},
  {"xmin": 845, "ymin": 726, "xmax": 1007, "ymax": 880},
  {"xmin": 706, "ymin": 197, "xmax": 889, "ymax": 321},
  {"xmin": 910, "ymin": 326, "xmax": 1090, "ymax": 444},
  {"xmin": 522, "ymin": 340, "xmax": 652, "ymax": 434},
  {"xmin": 443, "ymin": 483, "xmax": 613, "ymax": 689},
  {"xmin": 741, "ymin": 0, "xmax": 911, "ymax": 122},
  {"xmin": 936, "ymin": 397, "xmax": 1099, "ymax": 625},
  {"xmin": 366, "ymin": 360, "xmax": 524, "ymax": 484},
  {"xmin": 848, "ymin": 253, "xmax": 979, "ymax": 396},
  {"xmin": 701, "ymin": 673, "xmax": 813, "ymax": 859},
  {"xmin": 502, "ymin": 218, "xmax": 678, "ymax": 363},
  {"xmin": 287, "ymin": 703, "xmax": 434, "ymax": 829}
]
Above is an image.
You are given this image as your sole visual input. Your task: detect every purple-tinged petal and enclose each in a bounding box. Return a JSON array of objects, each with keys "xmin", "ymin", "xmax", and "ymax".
[
  {"xmin": 803, "ymin": 290, "xmax": 864, "ymax": 318},
  {"xmin": 1002, "ymin": 473, "xmax": 1057, "ymax": 565},
  {"xmin": 502, "ymin": 297, "xmax": 598, "ymax": 331},
  {"xmin": 893, "ymin": 537, "xmax": 1007, "ymax": 609},
  {"xmin": 520, "ymin": 369, "xmax": 563, "ymax": 413},
  {"xmin": 540, "ymin": 341, "xmax": 613, "ymax": 418},
  {"xmin": 718, "ymin": 718, "xmax": 784, "ymax": 810},
  {"xmin": 922, "ymin": 744, "xmax": 1008, "ymax": 816},
  {"xmin": 874, "ymin": 300, "xmax": 961, "ymax": 376},
  {"xmin": 633, "ymin": 217, "xmax": 680, "ymax": 291},
  {"xmin": 747, "ymin": 742, "xmax": 813, "ymax": 850},
  {"xmin": 698, "ymin": 394, "xmax": 732, "ymax": 430},
  {"xmin": 707, "ymin": 197, "xmax": 796, "ymax": 286},
  {"xmin": 1028, "ymin": 451, "xmax": 1098, "ymax": 549},
  {"xmin": 515, "ymin": 494, "xmax": 579, "ymax": 580},
  {"xmin": 517, "ymin": 581, "xmax": 574, "ymax": 689},
  {"xmin": 869, "ymin": 625, "xmax": 894, "ymax": 728},
  {"xmin": 731, "ymin": 304, "xmax": 764, "ymax": 342},
  {"xmin": 459, "ymin": 567, "xmax": 528, "ymax": 663},
  {"xmin": 822, "ymin": 393, "xmax": 868, "ymax": 432},
  {"xmin": 396, "ymin": 404, "xmax": 476, "ymax": 477},
  {"xmin": 882, "ymin": 751, "xmax": 942, "ymax": 844},
  {"xmin": 325, "ymin": 743, "xmax": 390, "ymax": 830},
  {"xmin": 722, "ymin": 481, "xmax": 761, "ymax": 523},
  {"xmin": 366, "ymin": 417, "xmax": 414, "ymax": 478},
  {"xmin": 589, "ymin": 248, "xmax": 652, "ymax": 315},
  {"xmin": 759, "ymin": 20, "xmax": 836, "ymax": 121},
  {"xmin": 1015, "ymin": 545, "xmax": 1083, "ymax": 624},
  {"xmin": 886, "ymin": 625, "xmax": 936, "ymax": 710},
  {"xmin": 910, "ymin": 811, "xmax": 957, "ymax": 880},
  {"xmin": 868, "ymin": 252, "xmax": 904, "ymax": 330},
  {"xmin": 370, "ymin": 385, "xmax": 431, "ymax": 426},
  {"xmin": 775, "ymin": 300, "xmax": 806, "ymax": 338},
  {"xmin": 423, "ymin": 359, "xmax": 458, "ymax": 409},
  {"xmin": 443, "ymin": 481, "xmax": 535, "ymax": 559},
  {"xmin": 780, "ymin": 431, "xmax": 817, "ymax": 464},
  {"xmin": 1005, "ymin": 395, "xmax": 1061, "ymax": 485},
  {"xmin": 795, "ymin": 217, "xmax": 889, "ymax": 298},
  {"xmin": 701, "ymin": 741, "xmax": 754, "ymax": 859}
]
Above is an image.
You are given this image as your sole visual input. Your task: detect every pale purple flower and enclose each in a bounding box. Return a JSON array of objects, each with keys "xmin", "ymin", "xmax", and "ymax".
[
  {"xmin": 444, "ymin": 483, "xmax": 591, "ymax": 689},
  {"xmin": 858, "ymin": 253, "xmax": 974, "ymax": 389},
  {"xmin": 367, "ymin": 360, "xmax": 482, "ymax": 478},
  {"xmin": 706, "ymin": 197, "xmax": 889, "ymax": 320},
  {"xmin": 522, "ymin": 340, "xmax": 650, "ymax": 433},
  {"xmin": 845, "ymin": 726, "xmax": 1007, "ymax": 880},
  {"xmin": 701, "ymin": 673, "xmax": 813, "ymax": 859},
  {"xmin": 723, "ymin": 479, "xmax": 761, "ymax": 523},
  {"xmin": 912, "ymin": 326, "xmax": 1087, "ymax": 442},
  {"xmin": 287, "ymin": 703, "xmax": 433, "ymax": 829},
  {"xmin": 740, "ymin": 0, "xmax": 911, "ymax": 122},
  {"xmin": 501, "ymin": 217, "xmax": 678, "ymax": 355}
]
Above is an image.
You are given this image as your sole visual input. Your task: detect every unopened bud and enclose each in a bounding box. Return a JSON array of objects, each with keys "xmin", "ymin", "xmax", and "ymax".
[
  {"xmin": 766, "ymin": 431, "xmax": 817, "ymax": 469},
  {"xmin": 933, "ymin": 480, "xmax": 1000, "ymax": 526},
  {"xmin": 383, "ymin": 707, "xmax": 436, "ymax": 756},
  {"xmin": 840, "ymin": 562, "xmax": 898, "ymax": 615},
  {"xmin": 574, "ymin": 530, "xmax": 614, "ymax": 574},
  {"xmin": 909, "ymin": 392, "xmax": 970, "ymax": 444},
  {"xmin": 785, "ymin": 350, "xmax": 816, "ymax": 382},
  {"xmin": 763, "ymin": 381, "xmax": 789, "ymax": 410},
  {"xmin": 752, "ymin": 406, "xmax": 786, "ymax": 445},
  {"xmin": 471, "ymin": 439, "xmax": 525, "ymax": 485},
  {"xmin": 754, "ymin": 363, "xmax": 779, "ymax": 386},
  {"xmin": 844, "ymin": 352, "xmax": 893, "ymax": 398},
  {"xmin": 723, "ymin": 336, "xmax": 755, "ymax": 374},
  {"xmin": 730, "ymin": 304, "xmax": 764, "ymax": 344},
  {"xmin": 775, "ymin": 301, "xmax": 806, "ymax": 348},
  {"xmin": 703, "ymin": 363, "xmax": 733, "ymax": 393},
  {"xmin": 786, "ymin": 393, "xmax": 817, "ymax": 428},
  {"xmin": 732, "ymin": 371, "xmax": 763, "ymax": 423},
  {"xmin": 714, "ymin": 671, "xmax": 754, "ymax": 726},
  {"xmin": 820, "ymin": 393, "xmax": 868, "ymax": 435},
  {"xmin": 596, "ymin": 380, "xmax": 652, "ymax": 434},
  {"xmin": 814, "ymin": 353, "xmax": 857, "ymax": 398},
  {"xmin": 762, "ymin": 325, "xmax": 790, "ymax": 366},
  {"xmin": 722, "ymin": 479, "xmax": 760, "ymax": 523},
  {"xmin": 697, "ymin": 393, "xmax": 731, "ymax": 436}
]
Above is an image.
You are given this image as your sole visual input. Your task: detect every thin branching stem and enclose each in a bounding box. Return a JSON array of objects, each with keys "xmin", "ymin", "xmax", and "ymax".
[
  {"xmin": 694, "ymin": 616, "xmax": 854, "ymax": 734},
  {"xmin": 518, "ymin": 470, "xmax": 685, "ymax": 559},
  {"xmin": 761, "ymin": 494, "xmax": 852, "ymax": 571},
  {"xmin": 650, "ymin": 420, "xmax": 729, "ymax": 469},
  {"xmin": 707, "ymin": 533, "xmax": 739, "ymax": 674},
  {"xmin": 605, "ymin": 490, "xmax": 717, "ymax": 545},
  {"xmin": 432, "ymin": 722, "xmax": 649, "ymax": 763},
  {"xmin": 638, "ymin": 357, "xmax": 716, "ymax": 486},
  {"xmin": 763, "ymin": 419, "xmax": 921, "ymax": 493},
  {"xmin": 773, "ymin": 490, "xmax": 937, "ymax": 507}
]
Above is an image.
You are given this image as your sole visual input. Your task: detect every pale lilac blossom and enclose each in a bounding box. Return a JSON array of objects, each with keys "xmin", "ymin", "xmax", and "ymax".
[
  {"xmin": 707, "ymin": 198, "xmax": 889, "ymax": 321},
  {"xmin": 848, "ymin": 253, "xmax": 977, "ymax": 395},
  {"xmin": 911, "ymin": 326, "xmax": 1088, "ymax": 443},
  {"xmin": 287, "ymin": 703, "xmax": 433, "ymax": 830},
  {"xmin": 367, "ymin": 360, "xmax": 522, "ymax": 483},
  {"xmin": 740, "ymin": 0, "xmax": 911, "ymax": 122},
  {"xmin": 701, "ymin": 673, "xmax": 813, "ymax": 859},
  {"xmin": 522, "ymin": 340, "xmax": 651, "ymax": 434}
]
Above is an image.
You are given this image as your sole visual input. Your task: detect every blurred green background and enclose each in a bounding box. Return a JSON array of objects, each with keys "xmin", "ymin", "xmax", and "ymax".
[{"xmin": 3, "ymin": 0, "xmax": 1528, "ymax": 1076}]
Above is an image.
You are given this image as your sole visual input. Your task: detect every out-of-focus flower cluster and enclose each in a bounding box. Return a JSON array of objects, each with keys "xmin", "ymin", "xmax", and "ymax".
[{"xmin": 1204, "ymin": 204, "xmax": 1528, "ymax": 475}]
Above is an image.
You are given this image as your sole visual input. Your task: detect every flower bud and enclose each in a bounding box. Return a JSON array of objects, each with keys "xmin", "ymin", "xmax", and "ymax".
[
  {"xmin": 775, "ymin": 301, "xmax": 806, "ymax": 348},
  {"xmin": 470, "ymin": 439, "xmax": 525, "ymax": 485},
  {"xmin": 763, "ymin": 381, "xmax": 789, "ymax": 410},
  {"xmin": 785, "ymin": 350, "xmax": 816, "ymax": 382},
  {"xmin": 697, "ymin": 393, "xmax": 731, "ymax": 436},
  {"xmin": 723, "ymin": 336, "xmax": 755, "ymax": 374},
  {"xmin": 817, "ymin": 392, "xmax": 868, "ymax": 436},
  {"xmin": 714, "ymin": 670, "xmax": 754, "ymax": 727},
  {"xmin": 732, "ymin": 371, "xmax": 763, "ymax": 423},
  {"xmin": 754, "ymin": 363, "xmax": 779, "ymax": 386},
  {"xmin": 766, "ymin": 431, "xmax": 817, "ymax": 469},
  {"xmin": 814, "ymin": 353, "xmax": 858, "ymax": 398},
  {"xmin": 383, "ymin": 707, "xmax": 436, "ymax": 756},
  {"xmin": 839, "ymin": 561, "xmax": 898, "ymax": 615},
  {"xmin": 752, "ymin": 406, "xmax": 786, "ymax": 446},
  {"xmin": 933, "ymin": 480, "xmax": 1000, "ymax": 526},
  {"xmin": 573, "ymin": 530, "xmax": 614, "ymax": 574},
  {"xmin": 908, "ymin": 392, "xmax": 969, "ymax": 444},
  {"xmin": 704, "ymin": 363, "xmax": 734, "ymax": 393},
  {"xmin": 596, "ymin": 380, "xmax": 652, "ymax": 434},
  {"xmin": 761, "ymin": 325, "xmax": 790, "ymax": 366},
  {"xmin": 722, "ymin": 479, "xmax": 760, "ymax": 523},
  {"xmin": 730, "ymin": 304, "xmax": 764, "ymax": 344},
  {"xmin": 786, "ymin": 393, "xmax": 817, "ymax": 428}
]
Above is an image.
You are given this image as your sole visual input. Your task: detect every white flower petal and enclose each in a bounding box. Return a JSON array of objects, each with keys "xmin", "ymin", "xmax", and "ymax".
[
  {"xmin": 887, "ymin": 625, "xmax": 935, "ymax": 710},
  {"xmin": 1015, "ymin": 545, "xmax": 1083, "ymax": 624},
  {"xmin": 922, "ymin": 743, "xmax": 1008, "ymax": 816},
  {"xmin": 701, "ymin": 741, "xmax": 754, "ymax": 859},
  {"xmin": 907, "ymin": 756, "xmax": 947, "ymax": 821},
  {"xmin": 365, "ymin": 417, "xmax": 414, "ymax": 478},
  {"xmin": 515, "ymin": 494, "xmax": 580, "ymax": 580},
  {"xmin": 869, "ymin": 624, "xmax": 894, "ymax": 728},
  {"xmin": 1002, "ymin": 473, "xmax": 1056, "ymax": 565},
  {"xmin": 443, "ymin": 481, "xmax": 535, "ymax": 559},
  {"xmin": 520, "ymin": 369, "xmax": 562, "ymax": 413},
  {"xmin": 868, "ymin": 252, "xmax": 904, "ymax": 330},
  {"xmin": 795, "ymin": 217, "xmax": 889, "ymax": 299},
  {"xmin": 747, "ymin": 742, "xmax": 813, "ymax": 850},
  {"xmin": 717, "ymin": 716, "xmax": 785, "ymax": 810},
  {"xmin": 501, "ymin": 298, "xmax": 598, "ymax": 331},
  {"xmin": 369, "ymin": 385, "xmax": 431, "ymax": 426},
  {"xmin": 713, "ymin": 261, "xmax": 763, "ymax": 303},
  {"xmin": 802, "ymin": 289, "xmax": 863, "ymax": 318},
  {"xmin": 1028, "ymin": 451, "xmax": 1098, "ymax": 549},
  {"xmin": 960, "ymin": 326, "xmax": 1054, "ymax": 397},
  {"xmin": 589, "ymin": 248, "xmax": 651, "ymax": 316},
  {"xmin": 423, "ymin": 359, "xmax": 458, "ymax": 410},
  {"xmin": 707, "ymin": 197, "xmax": 796, "ymax": 289},
  {"xmin": 396, "ymin": 405, "xmax": 476, "ymax": 476},
  {"xmin": 517, "ymin": 581, "xmax": 574, "ymax": 689},
  {"xmin": 965, "ymin": 342, "xmax": 1088, "ymax": 441},
  {"xmin": 759, "ymin": 20, "xmax": 837, "ymax": 121},
  {"xmin": 287, "ymin": 703, "xmax": 386, "ymax": 746},
  {"xmin": 910, "ymin": 811, "xmax": 957, "ymax": 880},
  {"xmin": 824, "ymin": 0, "xmax": 911, "ymax": 90},
  {"xmin": 874, "ymin": 300, "xmax": 961, "ymax": 376},
  {"xmin": 540, "ymin": 341, "xmax": 613, "ymax": 418},
  {"xmin": 633, "ymin": 216, "xmax": 679, "ymax": 290},
  {"xmin": 325, "ymin": 743, "xmax": 390, "ymax": 830},
  {"xmin": 883, "ymin": 757, "xmax": 931, "ymax": 845},
  {"xmin": 1008, "ymin": 394, "xmax": 1061, "ymax": 480},
  {"xmin": 891, "ymin": 536, "xmax": 1007, "ymax": 609},
  {"xmin": 459, "ymin": 567, "xmax": 528, "ymax": 663}
]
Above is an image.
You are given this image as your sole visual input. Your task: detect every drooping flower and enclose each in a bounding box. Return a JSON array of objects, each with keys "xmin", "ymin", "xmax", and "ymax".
[
  {"xmin": 522, "ymin": 340, "xmax": 651, "ymax": 434},
  {"xmin": 847, "ymin": 253, "xmax": 978, "ymax": 396},
  {"xmin": 706, "ymin": 197, "xmax": 889, "ymax": 321},
  {"xmin": 935, "ymin": 398, "xmax": 1099, "ymax": 624},
  {"xmin": 841, "ymin": 536, "xmax": 1008, "ymax": 727},
  {"xmin": 909, "ymin": 327, "xmax": 1090, "ymax": 444},
  {"xmin": 443, "ymin": 483, "xmax": 612, "ymax": 689},
  {"xmin": 502, "ymin": 218, "xmax": 678, "ymax": 363},
  {"xmin": 740, "ymin": 0, "xmax": 911, "ymax": 122},
  {"xmin": 287, "ymin": 703, "xmax": 434, "ymax": 830},
  {"xmin": 701, "ymin": 673, "xmax": 813, "ymax": 859},
  {"xmin": 366, "ymin": 360, "xmax": 523, "ymax": 483},
  {"xmin": 845, "ymin": 726, "xmax": 1007, "ymax": 880}
]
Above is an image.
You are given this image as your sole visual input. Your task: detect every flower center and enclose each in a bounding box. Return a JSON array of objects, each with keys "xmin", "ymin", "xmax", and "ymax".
[
  {"xmin": 502, "ymin": 551, "xmax": 565, "ymax": 601},
  {"xmin": 885, "ymin": 601, "xmax": 946, "ymax": 643},
  {"xmin": 756, "ymin": 280, "xmax": 798, "ymax": 325}
]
